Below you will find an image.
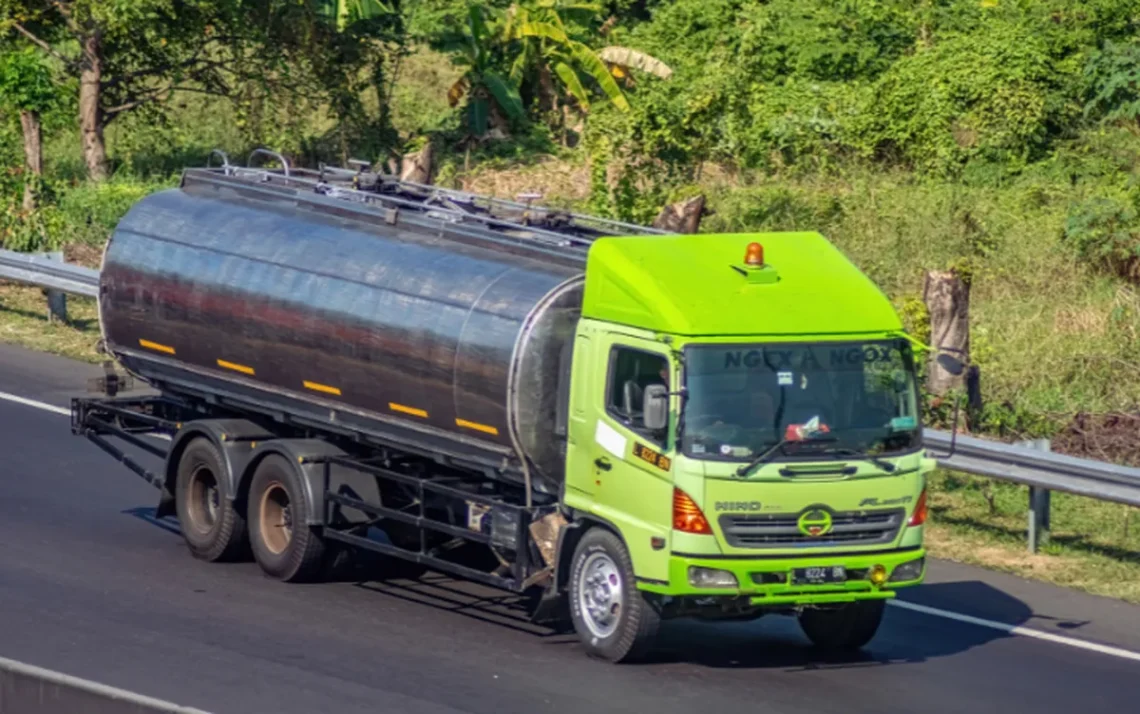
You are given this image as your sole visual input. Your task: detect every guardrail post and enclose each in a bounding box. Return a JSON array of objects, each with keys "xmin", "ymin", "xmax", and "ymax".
[
  {"xmin": 1020, "ymin": 438, "xmax": 1052, "ymax": 553},
  {"xmin": 37, "ymin": 251, "xmax": 68, "ymax": 324}
]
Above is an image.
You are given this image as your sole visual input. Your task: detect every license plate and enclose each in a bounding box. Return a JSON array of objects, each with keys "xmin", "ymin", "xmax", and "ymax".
[{"xmin": 792, "ymin": 565, "xmax": 847, "ymax": 585}]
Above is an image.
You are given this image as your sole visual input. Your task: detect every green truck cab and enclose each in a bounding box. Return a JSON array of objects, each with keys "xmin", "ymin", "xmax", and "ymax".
[{"xmin": 558, "ymin": 231, "xmax": 932, "ymax": 661}]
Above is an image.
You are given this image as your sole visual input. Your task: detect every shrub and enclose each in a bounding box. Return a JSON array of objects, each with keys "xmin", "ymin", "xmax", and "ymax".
[
  {"xmin": 852, "ymin": 22, "xmax": 1062, "ymax": 174},
  {"xmin": 1062, "ymin": 191, "xmax": 1140, "ymax": 282}
]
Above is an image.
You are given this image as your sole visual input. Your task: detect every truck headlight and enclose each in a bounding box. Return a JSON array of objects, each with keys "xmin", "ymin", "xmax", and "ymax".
[
  {"xmin": 889, "ymin": 557, "xmax": 925, "ymax": 582},
  {"xmin": 688, "ymin": 566, "xmax": 739, "ymax": 589}
]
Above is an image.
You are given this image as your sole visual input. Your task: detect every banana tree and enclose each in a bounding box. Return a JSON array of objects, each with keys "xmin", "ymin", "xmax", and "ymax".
[
  {"xmin": 446, "ymin": 4, "xmax": 526, "ymax": 138},
  {"xmin": 318, "ymin": 0, "xmax": 398, "ymax": 32},
  {"xmin": 445, "ymin": 1, "xmax": 671, "ymax": 139}
]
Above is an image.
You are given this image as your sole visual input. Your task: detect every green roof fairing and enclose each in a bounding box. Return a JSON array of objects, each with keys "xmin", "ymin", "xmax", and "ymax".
[{"xmin": 581, "ymin": 232, "xmax": 902, "ymax": 336}]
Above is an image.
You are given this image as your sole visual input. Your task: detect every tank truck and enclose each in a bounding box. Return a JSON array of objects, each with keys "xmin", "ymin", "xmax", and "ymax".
[{"xmin": 71, "ymin": 150, "xmax": 935, "ymax": 662}]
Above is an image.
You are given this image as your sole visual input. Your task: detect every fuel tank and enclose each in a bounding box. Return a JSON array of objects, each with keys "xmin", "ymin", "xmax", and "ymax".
[{"xmin": 97, "ymin": 171, "xmax": 587, "ymax": 494}]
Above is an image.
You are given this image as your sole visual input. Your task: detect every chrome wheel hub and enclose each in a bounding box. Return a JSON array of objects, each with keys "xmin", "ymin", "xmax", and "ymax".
[{"xmin": 577, "ymin": 552, "xmax": 623, "ymax": 639}]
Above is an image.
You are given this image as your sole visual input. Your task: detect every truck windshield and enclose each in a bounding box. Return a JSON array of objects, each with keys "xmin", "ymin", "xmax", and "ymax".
[{"xmin": 680, "ymin": 338, "xmax": 921, "ymax": 462}]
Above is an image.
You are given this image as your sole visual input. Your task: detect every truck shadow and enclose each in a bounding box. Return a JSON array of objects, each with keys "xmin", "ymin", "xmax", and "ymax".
[
  {"xmin": 122, "ymin": 506, "xmax": 183, "ymax": 536},
  {"xmin": 645, "ymin": 580, "xmax": 1038, "ymax": 669},
  {"xmin": 353, "ymin": 574, "xmax": 578, "ymax": 640},
  {"xmin": 121, "ymin": 507, "xmax": 1051, "ymax": 670},
  {"xmin": 349, "ymin": 574, "xmax": 1044, "ymax": 669}
]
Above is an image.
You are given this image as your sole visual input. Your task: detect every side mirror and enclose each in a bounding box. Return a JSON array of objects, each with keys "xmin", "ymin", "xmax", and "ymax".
[
  {"xmin": 643, "ymin": 384, "xmax": 669, "ymax": 431},
  {"xmin": 936, "ymin": 353, "xmax": 966, "ymax": 376}
]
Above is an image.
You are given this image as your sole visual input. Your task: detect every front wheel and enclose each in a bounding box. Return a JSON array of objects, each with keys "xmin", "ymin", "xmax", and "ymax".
[
  {"xmin": 568, "ymin": 528, "xmax": 661, "ymax": 663},
  {"xmin": 797, "ymin": 599, "xmax": 885, "ymax": 652}
]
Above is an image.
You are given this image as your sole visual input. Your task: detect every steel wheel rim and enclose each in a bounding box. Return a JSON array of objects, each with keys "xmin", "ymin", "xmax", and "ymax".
[
  {"xmin": 577, "ymin": 552, "xmax": 623, "ymax": 639},
  {"xmin": 259, "ymin": 481, "xmax": 292, "ymax": 555},
  {"xmin": 187, "ymin": 464, "xmax": 219, "ymax": 534}
]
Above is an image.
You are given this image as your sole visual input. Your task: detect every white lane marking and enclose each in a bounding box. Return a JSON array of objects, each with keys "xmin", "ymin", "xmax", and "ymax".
[
  {"xmin": 0, "ymin": 654, "xmax": 212, "ymax": 713},
  {"xmin": 0, "ymin": 389, "xmax": 171, "ymax": 440},
  {"xmin": 0, "ymin": 389, "xmax": 70, "ymax": 416},
  {"xmin": 889, "ymin": 599, "xmax": 1140, "ymax": 663}
]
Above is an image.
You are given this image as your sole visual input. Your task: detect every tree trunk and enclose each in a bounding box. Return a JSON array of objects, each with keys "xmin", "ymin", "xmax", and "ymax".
[
  {"xmin": 653, "ymin": 194, "xmax": 706, "ymax": 234},
  {"xmin": 20, "ymin": 110, "xmax": 42, "ymax": 212},
  {"xmin": 923, "ymin": 268, "xmax": 970, "ymax": 396},
  {"xmin": 79, "ymin": 32, "xmax": 108, "ymax": 181},
  {"xmin": 400, "ymin": 142, "xmax": 433, "ymax": 184}
]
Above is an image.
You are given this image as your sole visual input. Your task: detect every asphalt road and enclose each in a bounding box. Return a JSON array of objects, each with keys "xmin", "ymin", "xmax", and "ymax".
[{"xmin": 1, "ymin": 343, "xmax": 1138, "ymax": 713}]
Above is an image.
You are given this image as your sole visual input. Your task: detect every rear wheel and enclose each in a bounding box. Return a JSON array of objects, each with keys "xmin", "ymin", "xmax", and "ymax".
[
  {"xmin": 568, "ymin": 527, "xmax": 661, "ymax": 663},
  {"xmin": 798, "ymin": 599, "xmax": 885, "ymax": 652},
  {"xmin": 247, "ymin": 454, "xmax": 327, "ymax": 582},
  {"xmin": 175, "ymin": 437, "xmax": 248, "ymax": 562}
]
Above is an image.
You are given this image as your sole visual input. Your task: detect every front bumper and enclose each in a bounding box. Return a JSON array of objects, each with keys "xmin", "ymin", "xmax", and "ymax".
[{"xmin": 640, "ymin": 548, "xmax": 927, "ymax": 606}]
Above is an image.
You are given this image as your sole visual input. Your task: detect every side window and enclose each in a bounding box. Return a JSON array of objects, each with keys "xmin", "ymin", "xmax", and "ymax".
[{"xmin": 606, "ymin": 346, "xmax": 668, "ymax": 439}]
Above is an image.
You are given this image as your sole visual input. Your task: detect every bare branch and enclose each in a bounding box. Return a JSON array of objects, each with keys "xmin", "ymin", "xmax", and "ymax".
[
  {"xmin": 103, "ymin": 79, "xmax": 236, "ymax": 123},
  {"xmin": 104, "ymin": 50, "xmax": 238, "ymax": 90},
  {"xmin": 49, "ymin": 0, "xmax": 83, "ymax": 36},
  {"xmin": 11, "ymin": 22, "xmax": 72, "ymax": 65},
  {"xmin": 104, "ymin": 87, "xmax": 171, "ymax": 117}
]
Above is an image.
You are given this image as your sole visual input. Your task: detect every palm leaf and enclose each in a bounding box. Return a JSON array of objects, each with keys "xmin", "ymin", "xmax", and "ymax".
[
  {"xmin": 597, "ymin": 46, "xmax": 673, "ymax": 79},
  {"xmin": 483, "ymin": 72, "xmax": 527, "ymax": 122},
  {"xmin": 467, "ymin": 4, "xmax": 490, "ymax": 66},
  {"xmin": 510, "ymin": 21, "xmax": 570, "ymax": 44},
  {"xmin": 553, "ymin": 61, "xmax": 590, "ymax": 111},
  {"xmin": 470, "ymin": 96, "xmax": 490, "ymax": 136},
  {"xmin": 508, "ymin": 44, "xmax": 530, "ymax": 85},
  {"xmin": 448, "ymin": 77, "xmax": 469, "ymax": 108},
  {"xmin": 553, "ymin": 3, "xmax": 604, "ymax": 26},
  {"xmin": 316, "ymin": 0, "xmax": 395, "ymax": 31},
  {"xmin": 568, "ymin": 42, "xmax": 630, "ymax": 112}
]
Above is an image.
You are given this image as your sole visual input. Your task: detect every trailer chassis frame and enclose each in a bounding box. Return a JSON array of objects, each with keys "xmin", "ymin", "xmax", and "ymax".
[{"xmin": 70, "ymin": 394, "xmax": 559, "ymax": 599}]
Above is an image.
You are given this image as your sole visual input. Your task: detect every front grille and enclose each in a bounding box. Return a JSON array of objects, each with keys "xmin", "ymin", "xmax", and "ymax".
[{"xmin": 718, "ymin": 508, "xmax": 905, "ymax": 549}]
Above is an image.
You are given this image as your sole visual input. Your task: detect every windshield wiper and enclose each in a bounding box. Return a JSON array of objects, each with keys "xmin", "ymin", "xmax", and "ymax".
[
  {"xmin": 735, "ymin": 435, "xmax": 836, "ymax": 478},
  {"xmin": 816, "ymin": 447, "xmax": 896, "ymax": 473}
]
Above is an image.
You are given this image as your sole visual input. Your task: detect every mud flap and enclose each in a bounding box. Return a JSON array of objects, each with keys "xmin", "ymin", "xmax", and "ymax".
[{"xmin": 529, "ymin": 581, "xmax": 571, "ymax": 630}]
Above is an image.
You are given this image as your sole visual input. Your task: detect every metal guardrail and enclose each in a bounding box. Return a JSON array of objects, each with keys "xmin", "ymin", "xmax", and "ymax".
[
  {"xmin": 0, "ymin": 247, "xmax": 100, "ymax": 298},
  {"xmin": 924, "ymin": 429, "xmax": 1140, "ymax": 509}
]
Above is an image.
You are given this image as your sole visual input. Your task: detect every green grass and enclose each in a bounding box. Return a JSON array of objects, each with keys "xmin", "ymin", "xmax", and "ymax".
[
  {"xmin": 925, "ymin": 469, "xmax": 1140, "ymax": 604},
  {"xmin": 0, "ymin": 284, "xmax": 102, "ymax": 363}
]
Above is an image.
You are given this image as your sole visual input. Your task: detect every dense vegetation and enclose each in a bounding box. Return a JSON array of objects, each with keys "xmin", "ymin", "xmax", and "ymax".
[{"xmin": 5, "ymin": 0, "xmax": 1140, "ymax": 448}]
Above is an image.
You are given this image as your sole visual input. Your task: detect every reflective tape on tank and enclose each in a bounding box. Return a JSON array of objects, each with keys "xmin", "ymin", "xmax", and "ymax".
[
  {"xmin": 456, "ymin": 419, "xmax": 499, "ymax": 436},
  {"xmin": 216, "ymin": 359, "xmax": 255, "ymax": 375},
  {"xmin": 389, "ymin": 402, "xmax": 428, "ymax": 418},
  {"xmin": 303, "ymin": 380, "xmax": 342, "ymax": 396},
  {"xmin": 138, "ymin": 339, "xmax": 175, "ymax": 354}
]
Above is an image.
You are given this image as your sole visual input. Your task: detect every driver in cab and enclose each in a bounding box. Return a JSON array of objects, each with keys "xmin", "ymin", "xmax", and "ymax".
[{"xmin": 686, "ymin": 381, "xmax": 780, "ymax": 457}]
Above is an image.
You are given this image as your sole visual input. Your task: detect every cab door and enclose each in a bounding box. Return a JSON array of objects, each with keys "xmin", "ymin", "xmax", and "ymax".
[{"xmin": 587, "ymin": 333, "xmax": 675, "ymax": 581}]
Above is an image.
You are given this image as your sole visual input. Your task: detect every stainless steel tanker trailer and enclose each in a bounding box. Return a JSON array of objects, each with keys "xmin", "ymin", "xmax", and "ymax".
[
  {"xmin": 94, "ymin": 153, "xmax": 621, "ymax": 500},
  {"xmin": 72, "ymin": 150, "xmax": 934, "ymax": 663},
  {"xmin": 74, "ymin": 151, "xmax": 673, "ymax": 647}
]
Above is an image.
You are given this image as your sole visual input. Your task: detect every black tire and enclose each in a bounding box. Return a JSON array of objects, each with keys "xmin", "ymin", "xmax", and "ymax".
[
  {"xmin": 174, "ymin": 437, "xmax": 249, "ymax": 562},
  {"xmin": 567, "ymin": 527, "xmax": 661, "ymax": 663},
  {"xmin": 798, "ymin": 599, "xmax": 885, "ymax": 652},
  {"xmin": 246, "ymin": 454, "xmax": 327, "ymax": 583}
]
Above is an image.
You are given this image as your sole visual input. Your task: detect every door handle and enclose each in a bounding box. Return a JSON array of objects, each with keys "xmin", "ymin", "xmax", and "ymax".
[{"xmin": 594, "ymin": 457, "xmax": 612, "ymax": 471}]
